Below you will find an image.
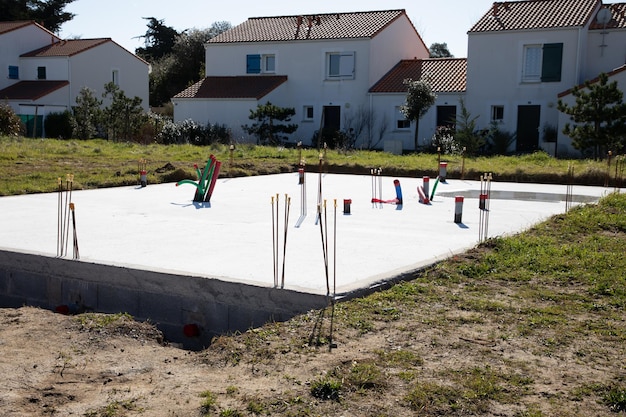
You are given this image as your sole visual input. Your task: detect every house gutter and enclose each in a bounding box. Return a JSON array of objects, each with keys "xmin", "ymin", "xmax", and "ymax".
[{"xmin": 576, "ymin": 26, "xmax": 583, "ymax": 84}]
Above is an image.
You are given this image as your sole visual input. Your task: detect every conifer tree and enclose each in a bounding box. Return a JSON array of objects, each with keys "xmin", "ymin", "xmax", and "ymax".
[{"xmin": 558, "ymin": 73, "xmax": 626, "ymax": 158}]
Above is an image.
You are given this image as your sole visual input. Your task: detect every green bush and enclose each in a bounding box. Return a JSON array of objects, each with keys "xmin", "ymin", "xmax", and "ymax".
[
  {"xmin": 0, "ymin": 103, "xmax": 25, "ymax": 136},
  {"xmin": 45, "ymin": 110, "xmax": 73, "ymax": 139}
]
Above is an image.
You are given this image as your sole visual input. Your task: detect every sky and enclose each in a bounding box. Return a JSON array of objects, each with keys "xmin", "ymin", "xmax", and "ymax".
[{"xmin": 59, "ymin": 0, "xmax": 497, "ymax": 58}]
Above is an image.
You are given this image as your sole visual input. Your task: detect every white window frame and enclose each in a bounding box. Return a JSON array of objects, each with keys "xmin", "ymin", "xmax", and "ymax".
[
  {"xmin": 395, "ymin": 106, "xmax": 410, "ymax": 130},
  {"xmin": 303, "ymin": 105, "xmax": 314, "ymax": 121},
  {"xmin": 262, "ymin": 54, "xmax": 276, "ymax": 73},
  {"xmin": 112, "ymin": 69, "xmax": 120, "ymax": 86},
  {"xmin": 491, "ymin": 105, "xmax": 504, "ymax": 122},
  {"xmin": 522, "ymin": 45, "xmax": 542, "ymax": 83},
  {"xmin": 326, "ymin": 51, "xmax": 355, "ymax": 80}
]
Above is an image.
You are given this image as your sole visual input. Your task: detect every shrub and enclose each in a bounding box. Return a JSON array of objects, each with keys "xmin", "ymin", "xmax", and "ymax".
[
  {"xmin": 0, "ymin": 103, "xmax": 25, "ymax": 136},
  {"xmin": 44, "ymin": 110, "xmax": 73, "ymax": 139},
  {"xmin": 429, "ymin": 125, "xmax": 460, "ymax": 155}
]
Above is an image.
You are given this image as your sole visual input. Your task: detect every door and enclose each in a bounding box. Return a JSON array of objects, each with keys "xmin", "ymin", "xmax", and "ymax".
[
  {"xmin": 316, "ymin": 105, "xmax": 341, "ymax": 148},
  {"xmin": 516, "ymin": 105, "xmax": 540, "ymax": 153},
  {"xmin": 436, "ymin": 105, "xmax": 456, "ymax": 128},
  {"xmin": 323, "ymin": 106, "xmax": 341, "ymax": 132}
]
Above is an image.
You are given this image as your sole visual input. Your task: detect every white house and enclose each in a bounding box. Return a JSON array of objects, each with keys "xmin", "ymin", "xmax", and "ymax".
[
  {"xmin": 465, "ymin": 0, "xmax": 626, "ymax": 156},
  {"xmin": 174, "ymin": 1, "xmax": 626, "ymax": 155},
  {"xmin": 0, "ymin": 21, "xmax": 149, "ymax": 137},
  {"xmin": 172, "ymin": 10, "xmax": 430, "ymax": 147}
]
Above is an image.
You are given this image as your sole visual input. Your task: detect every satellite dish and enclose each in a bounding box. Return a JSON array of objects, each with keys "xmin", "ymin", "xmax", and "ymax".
[{"xmin": 596, "ymin": 8, "xmax": 612, "ymax": 26}]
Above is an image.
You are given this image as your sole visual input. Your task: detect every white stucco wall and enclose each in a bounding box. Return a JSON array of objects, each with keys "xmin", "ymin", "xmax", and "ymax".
[
  {"xmin": 368, "ymin": 92, "xmax": 464, "ymax": 151},
  {"xmin": 70, "ymin": 42, "xmax": 149, "ymax": 111},
  {"xmin": 585, "ymin": 28, "xmax": 626, "ymax": 80},
  {"xmin": 465, "ymin": 28, "xmax": 591, "ymax": 155},
  {"xmin": 368, "ymin": 15, "xmax": 429, "ymax": 86},
  {"xmin": 557, "ymin": 68, "xmax": 626, "ymax": 157},
  {"xmin": 0, "ymin": 24, "xmax": 59, "ymax": 90}
]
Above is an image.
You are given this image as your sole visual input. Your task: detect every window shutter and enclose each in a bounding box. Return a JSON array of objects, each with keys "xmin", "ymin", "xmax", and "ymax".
[
  {"xmin": 246, "ymin": 54, "xmax": 261, "ymax": 74},
  {"xmin": 541, "ymin": 43, "xmax": 563, "ymax": 82},
  {"xmin": 8, "ymin": 66, "xmax": 19, "ymax": 79}
]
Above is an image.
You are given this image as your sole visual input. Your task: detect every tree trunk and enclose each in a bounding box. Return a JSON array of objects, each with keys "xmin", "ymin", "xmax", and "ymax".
[{"xmin": 413, "ymin": 118, "xmax": 420, "ymax": 151}]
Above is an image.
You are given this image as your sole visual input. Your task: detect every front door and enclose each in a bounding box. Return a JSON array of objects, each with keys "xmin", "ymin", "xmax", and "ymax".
[
  {"xmin": 323, "ymin": 106, "xmax": 341, "ymax": 132},
  {"xmin": 516, "ymin": 105, "xmax": 540, "ymax": 153}
]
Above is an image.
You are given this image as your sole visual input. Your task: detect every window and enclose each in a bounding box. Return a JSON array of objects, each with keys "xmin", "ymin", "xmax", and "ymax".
[
  {"xmin": 491, "ymin": 105, "xmax": 504, "ymax": 122},
  {"xmin": 247, "ymin": 54, "xmax": 276, "ymax": 74},
  {"xmin": 327, "ymin": 52, "xmax": 355, "ymax": 79},
  {"xmin": 303, "ymin": 106, "xmax": 314, "ymax": 121},
  {"xmin": 395, "ymin": 107, "xmax": 410, "ymax": 129},
  {"xmin": 37, "ymin": 66, "xmax": 46, "ymax": 80},
  {"xmin": 522, "ymin": 43, "xmax": 563, "ymax": 83},
  {"xmin": 8, "ymin": 65, "xmax": 19, "ymax": 79},
  {"xmin": 112, "ymin": 69, "xmax": 119, "ymax": 85},
  {"xmin": 523, "ymin": 45, "xmax": 542, "ymax": 82},
  {"xmin": 263, "ymin": 54, "xmax": 275, "ymax": 73}
]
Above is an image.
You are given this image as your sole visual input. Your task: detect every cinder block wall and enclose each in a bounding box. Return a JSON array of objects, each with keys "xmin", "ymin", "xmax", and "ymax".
[{"xmin": 0, "ymin": 249, "xmax": 327, "ymax": 350}]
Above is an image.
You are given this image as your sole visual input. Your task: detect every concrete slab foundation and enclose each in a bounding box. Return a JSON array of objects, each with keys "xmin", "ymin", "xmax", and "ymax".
[{"xmin": 0, "ymin": 172, "xmax": 611, "ymax": 348}]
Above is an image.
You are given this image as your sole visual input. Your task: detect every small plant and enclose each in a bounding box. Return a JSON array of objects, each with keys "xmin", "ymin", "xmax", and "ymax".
[
  {"xmin": 219, "ymin": 408, "xmax": 242, "ymax": 417},
  {"xmin": 310, "ymin": 377, "xmax": 342, "ymax": 401},
  {"xmin": 199, "ymin": 390, "xmax": 217, "ymax": 415},
  {"xmin": 429, "ymin": 125, "xmax": 460, "ymax": 155},
  {"xmin": 347, "ymin": 361, "xmax": 386, "ymax": 391},
  {"xmin": 226, "ymin": 385, "xmax": 239, "ymax": 395},
  {"xmin": 246, "ymin": 400, "xmax": 265, "ymax": 415},
  {"xmin": 604, "ymin": 386, "xmax": 626, "ymax": 412}
]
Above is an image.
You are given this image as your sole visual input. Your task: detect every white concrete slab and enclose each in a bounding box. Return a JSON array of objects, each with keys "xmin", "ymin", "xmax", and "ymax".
[{"xmin": 0, "ymin": 173, "xmax": 611, "ymax": 296}]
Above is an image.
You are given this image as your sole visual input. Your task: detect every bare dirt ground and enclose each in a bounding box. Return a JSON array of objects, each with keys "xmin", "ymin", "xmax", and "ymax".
[{"xmin": 1, "ymin": 280, "xmax": 624, "ymax": 417}]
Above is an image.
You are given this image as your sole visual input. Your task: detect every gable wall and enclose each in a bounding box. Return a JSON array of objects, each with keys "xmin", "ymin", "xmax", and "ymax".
[
  {"xmin": 465, "ymin": 27, "xmax": 587, "ymax": 153},
  {"xmin": 586, "ymin": 28, "xmax": 626, "ymax": 80},
  {"xmin": 69, "ymin": 42, "xmax": 149, "ymax": 111},
  {"xmin": 0, "ymin": 24, "xmax": 58, "ymax": 90},
  {"xmin": 368, "ymin": 15, "xmax": 429, "ymax": 86}
]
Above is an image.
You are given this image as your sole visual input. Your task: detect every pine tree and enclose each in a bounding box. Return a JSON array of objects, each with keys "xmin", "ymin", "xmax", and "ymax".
[
  {"xmin": 242, "ymin": 102, "xmax": 298, "ymax": 146},
  {"xmin": 558, "ymin": 73, "xmax": 626, "ymax": 158}
]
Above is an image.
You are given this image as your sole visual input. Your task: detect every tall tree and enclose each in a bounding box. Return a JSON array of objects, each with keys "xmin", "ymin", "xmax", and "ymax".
[
  {"xmin": 135, "ymin": 17, "xmax": 179, "ymax": 62},
  {"xmin": 558, "ymin": 73, "xmax": 626, "ymax": 158},
  {"xmin": 242, "ymin": 102, "xmax": 298, "ymax": 145},
  {"xmin": 71, "ymin": 86, "xmax": 101, "ymax": 140},
  {"xmin": 147, "ymin": 21, "xmax": 231, "ymax": 106},
  {"xmin": 0, "ymin": 0, "xmax": 75, "ymax": 33},
  {"xmin": 401, "ymin": 78, "xmax": 437, "ymax": 151},
  {"xmin": 101, "ymin": 82, "xmax": 145, "ymax": 141},
  {"xmin": 429, "ymin": 42, "xmax": 453, "ymax": 58}
]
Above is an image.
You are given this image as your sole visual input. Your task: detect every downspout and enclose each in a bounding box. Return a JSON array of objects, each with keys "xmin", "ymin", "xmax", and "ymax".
[
  {"xmin": 368, "ymin": 92, "xmax": 373, "ymax": 149},
  {"xmin": 575, "ymin": 26, "xmax": 583, "ymax": 84},
  {"xmin": 67, "ymin": 57, "xmax": 72, "ymax": 108}
]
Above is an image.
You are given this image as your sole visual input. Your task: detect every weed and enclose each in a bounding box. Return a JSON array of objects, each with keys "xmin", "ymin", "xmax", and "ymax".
[
  {"xmin": 219, "ymin": 409, "xmax": 242, "ymax": 417},
  {"xmin": 199, "ymin": 390, "xmax": 217, "ymax": 415},
  {"xmin": 603, "ymin": 386, "xmax": 626, "ymax": 412},
  {"xmin": 310, "ymin": 377, "xmax": 342, "ymax": 401}
]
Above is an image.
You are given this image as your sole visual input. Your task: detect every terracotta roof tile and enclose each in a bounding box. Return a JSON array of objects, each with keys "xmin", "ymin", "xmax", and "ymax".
[
  {"xmin": 208, "ymin": 10, "xmax": 408, "ymax": 43},
  {"xmin": 173, "ymin": 76, "xmax": 288, "ymax": 99},
  {"xmin": 469, "ymin": 0, "xmax": 600, "ymax": 33},
  {"xmin": 369, "ymin": 58, "xmax": 467, "ymax": 93},
  {"xmin": 0, "ymin": 20, "xmax": 58, "ymax": 39},
  {"xmin": 0, "ymin": 80, "xmax": 69, "ymax": 100},
  {"xmin": 589, "ymin": 3, "xmax": 626, "ymax": 29},
  {"xmin": 21, "ymin": 38, "xmax": 111, "ymax": 57},
  {"xmin": 558, "ymin": 63, "xmax": 626, "ymax": 97}
]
